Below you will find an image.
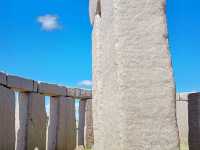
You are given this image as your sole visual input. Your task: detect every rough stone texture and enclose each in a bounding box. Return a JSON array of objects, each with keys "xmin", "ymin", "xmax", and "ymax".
[
  {"xmin": 47, "ymin": 97, "xmax": 60, "ymax": 150},
  {"xmin": 0, "ymin": 85, "xmax": 15, "ymax": 150},
  {"xmin": 26, "ymin": 93, "xmax": 47, "ymax": 150},
  {"xmin": 0, "ymin": 72, "xmax": 7, "ymax": 85},
  {"xmin": 85, "ymin": 99, "xmax": 94, "ymax": 148},
  {"xmin": 38, "ymin": 82, "xmax": 66, "ymax": 96},
  {"xmin": 67, "ymin": 88, "xmax": 92, "ymax": 99},
  {"xmin": 7, "ymin": 75, "xmax": 34, "ymax": 92},
  {"xmin": 67, "ymin": 88, "xmax": 76, "ymax": 97},
  {"xmin": 92, "ymin": 14, "xmax": 104, "ymax": 150},
  {"xmin": 78, "ymin": 100, "xmax": 86, "ymax": 146},
  {"xmin": 16, "ymin": 93, "xmax": 29, "ymax": 150},
  {"xmin": 188, "ymin": 93, "xmax": 200, "ymax": 150},
  {"xmin": 92, "ymin": 0, "xmax": 179, "ymax": 149},
  {"xmin": 81, "ymin": 90, "xmax": 92, "ymax": 99},
  {"xmin": 176, "ymin": 100, "xmax": 189, "ymax": 150},
  {"xmin": 56, "ymin": 97, "xmax": 76, "ymax": 150}
]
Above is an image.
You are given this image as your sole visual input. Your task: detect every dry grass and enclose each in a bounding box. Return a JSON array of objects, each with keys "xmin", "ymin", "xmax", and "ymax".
[{"xmin": 180, "ymin": 143, "xmax": 189, "ymax": 150}]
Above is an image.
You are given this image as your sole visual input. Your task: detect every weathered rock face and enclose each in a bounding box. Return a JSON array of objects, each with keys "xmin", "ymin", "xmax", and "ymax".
[
  {"xmin": 78, "ymin": 100, "xmax": 86, "ymax": 146},
  {"xmin": 56, "ymin": 97, "xmax": 76, "ymax": 150},
  {"xmin": 176, "ymin": 100, "xmax": 189, "ymax": 150},
  {"xmin": 0, "ymin": 85, "xmax": 15, "ymax": 150},
  {"xmin": 85, "ymin": 99, "xmax": 94, "ymax": 148},
  {"xmin": 26, "ymin": 93, "xmax": 47, "ymax": 150},
  {"xmin": 176, "ymin": 93, "xmax": 190, "ymax": 150},
  {"xmin": 91, "ymin": 0, "xmax": 180, "ymax": 150}
]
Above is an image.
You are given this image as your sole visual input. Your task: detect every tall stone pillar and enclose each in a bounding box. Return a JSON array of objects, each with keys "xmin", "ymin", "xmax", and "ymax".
[
  {"xmin": 56, "ymin": 97, "xmax": 76, "ymax": 150},
  {"xmin": 188, "ymin": 93, "xmax": 200, "ymax": 150},
  {"xmin": 0, "ymin": 85, "xmax": 15, "ymax": 150},
  {"xmin": 85, "ymin": 99, "xmax": 94, "ymax": 148},
  {"xmin": 78, "ymin": 99, "xmax": 94, "ymax": 148},
  {"xmin": 78, "ymin": 100, "xmax": 86, "ymax": 146},
  {"xmin": 176, "ymin": 93, "xmax": 189, "ymax": 150},
  {"xmin": 47, "ymin": 97, "xmax": 60, "ymax": 150},
  {"xmin": 16, "ymin": 92, "xmax": 47, "ymax": 150},
  {"xmin": 45, "ymin": 97, "xmax": 77, "ymax": 150},
  {"xmin": 90, "ymin": 0, "xmax": 180, "ymax": 150}
]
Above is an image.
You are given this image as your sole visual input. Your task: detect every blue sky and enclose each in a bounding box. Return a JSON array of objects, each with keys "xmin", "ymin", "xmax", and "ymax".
[{"xmin": 0, "ymin": 0, "xmax": 199, "ymax": 92}]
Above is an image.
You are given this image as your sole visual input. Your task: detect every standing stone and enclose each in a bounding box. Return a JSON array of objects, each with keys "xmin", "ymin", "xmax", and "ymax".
[
  {"xmin": 176, "ymin": 99, "xmax": 189, "ymax": 150},
  {"xmin": 26, "ymin": 93, "xmax": 47, "ymax": 150},
  {"xmin": 85, "ymin": 99, "xmax": 94, "ymax": 148},
  {"xmin": 92, "ymin": 13, "xmax": 105, "ymax": 150},
  {"xmin": 0, "ymin": 85, "xmax": 15, "ymax": 150},
  {"xmin": 56, "ymin": 97, "xmax": 76, "ymax": 150},
  {"xmin": 78, "ymin": 100, "xmax": 86, "ymax": 146},
  {"xmin": 16, "ymin": 93, "xmax": 29, "ymax": 150},
  {"xmin": 47, "ymin": 97, "xmax": 60, "ymax": 150},
  {"xmin": 91, "ymin": 0, "xmax": 180, "ymax": 149},
  {"xmin": 188, "ymin": 93, "xmax": 200, "ymax": 150}
]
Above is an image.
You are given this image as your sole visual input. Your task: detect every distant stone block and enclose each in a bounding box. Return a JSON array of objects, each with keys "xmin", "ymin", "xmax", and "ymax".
[
  {"xmin": 66, "ymin": 88, "xmax": 76, "ymax": 97},
  {"xmin": 78, "ymin": 100, "xmax": 86, "ymax": 146},
  {"xmin": 67, "ymin": 88, "xmax": 92, "ymax": 99},
  {"xmin": 7, "ymin": 75, "xmax": 34, "ymax": 92},
  {"xmin": 47, "ymin": 97, "xmax": 60, "ymax": 150},
  {"xmin": 85, "ymin": 99, "xmax": 94, "ymax": 148},
  {"xmin": 57, "ymin": 97, "xmax": 76, "ymax": 150},
  {"xmin": 16, "ymin": 93, "xmax": 29, "ymax": 150},
  {"xmin": 0, "ymin": 72, "xmax": 6, "ymax": 85},
  {"xmin": 176, "ymin": 100, "xmax": 189, "ymax": 150},
  {"xmin": 26, "ymin": 93, "xmax": 47, "ymax": 150},
  {"xmin": 0, "ymin": 85, "xmax": 15, "ymax": 149},
  {"xmin": 81, "ymin": 90, "xmax": 92, "ymax": 99},
  {"xmin": 179, "ymin": 93, "xmax": 190, "ymax": 101},
  {"xmin": 38, "ymin": 82, "xmax": 66, "ymax": 96},
  {"xmin": 33, "ymin": 81, "xmax": 38, "ymax": 92},
  {"xmin": 188, "ymin": 93, "xmax": 200, "ymax": 150}
]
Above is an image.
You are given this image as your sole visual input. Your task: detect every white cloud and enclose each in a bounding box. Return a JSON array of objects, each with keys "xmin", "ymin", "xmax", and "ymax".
[
  {"xmin": 78, "ymin": 80, "xmax": 92, "ymax": 87},
  {"xmin": 37, "ymin": 14, "xmax": 61, "ymax": 31}
]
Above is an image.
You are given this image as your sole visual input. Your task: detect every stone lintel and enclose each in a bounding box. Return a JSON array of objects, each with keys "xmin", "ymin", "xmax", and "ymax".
[
  {"xmin": 38, "ymin": 82, "xmax": 66, "ymax": 96},
  {"xmin": 1, "ymin": 72, "xmax": 92, "ymax": 98},
  {"xmin": 177, "ymin": 92, "xmax": 200, "ymax": 101},
  {"xmin": 0, "ymin": 72, "xmax": 7, "ymax": 86},
  {"xmin": 33, "ymin": 81, "xmax": 38, "ymax": 92},
  {"xmin": 67, "ymin": 88, "xmax": 92, "ymax": 99},
  {"xmin": 80, "ymin": 89, "xmax": 92, "ymax": 100},
  {"xmin": 7, "ymin": 75, "xmax": 34, "ymax": 92}
]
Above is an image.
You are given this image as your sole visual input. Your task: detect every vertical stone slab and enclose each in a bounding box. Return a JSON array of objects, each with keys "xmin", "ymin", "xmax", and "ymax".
[
  {"xmin": 176, "ymin": 100, "xmax": 189, "ymax": 150},
  {"xmin": 78, "ymin": 100, "xmax": 86, "ymax": 146},
  {"xmin": 16, "ymin": 93, "xmax": 29, "ymax": 150},
  {"xmin": 47, "ymin": 97, "xmax": 59, "ymax": 150},
  {"xmin": 27, "ymin": 93, "xmax": 47, "ymax": 150},
  {"xmin": 92, "ymin": 13, "xmax": 105, "ymax": 150},
  {"xmin": 188, "ymin": 93, "xmax": 200, "ymax": 150},
  {"xmin": 56, "ymin": 97, "xmax": 76, "ymax": 150},
  {"xmin": 91, "ymin": 0, "xmax": 180, "ymax": 149},
  {"xmin": 85, "ymin": 99, "xmax": 94, "ymax": 148},
  {"xmin": 0, "ymin": 85, "xmax": 15, "ymax": 150}
]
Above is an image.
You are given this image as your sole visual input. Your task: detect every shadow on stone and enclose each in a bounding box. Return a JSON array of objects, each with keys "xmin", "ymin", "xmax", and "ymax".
[{"xmin": 188, "ymin": 93, "xmax": 200, "ymax": 150}]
